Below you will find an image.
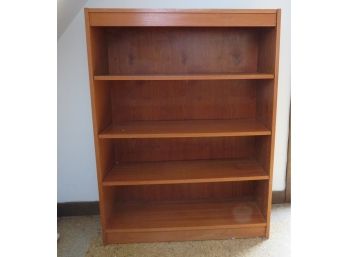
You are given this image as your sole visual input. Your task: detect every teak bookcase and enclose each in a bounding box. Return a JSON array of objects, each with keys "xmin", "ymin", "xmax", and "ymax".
[{"xmin": 84, "ymin": 9, "xmax": 281, "ymax": 244}]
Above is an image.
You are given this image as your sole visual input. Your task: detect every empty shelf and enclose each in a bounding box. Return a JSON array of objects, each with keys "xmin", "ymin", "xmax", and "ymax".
[
  {"xmin": 103, "ymin": 159, "xmax": 269, "ymax": 186},
  {"xmin": 106, "ymin": 200, "xmax": 266, "ymax": 232},
  {"xmin": 99, "ymin": 119, "xmax": 271, "ymax": 139}
]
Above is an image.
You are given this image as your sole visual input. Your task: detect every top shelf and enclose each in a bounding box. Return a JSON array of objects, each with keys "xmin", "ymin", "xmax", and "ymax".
[{"xmin": 94, "ymin": 73, "xmax": 274, "ymax": 81}]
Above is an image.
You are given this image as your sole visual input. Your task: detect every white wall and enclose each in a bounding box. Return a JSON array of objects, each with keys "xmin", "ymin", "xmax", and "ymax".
[
  {"xmin": 58, "ymin": 0, "xmax": 290, "ymax": 202},
  {"xmin": 58, "ymin": 0, "xmax": 88, "ymax": 38}
]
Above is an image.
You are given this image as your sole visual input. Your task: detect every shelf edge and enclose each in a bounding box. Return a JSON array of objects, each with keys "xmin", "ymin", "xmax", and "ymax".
[
  {"xmin": 99, "ymin": 131, "xmax": 272, "ymax": 139},
  {"xmin": 105, "ymin": 223, "xmax": 267, "ymax": 233},
  {"xmin": 94, "ymin": 74, "xmax": 275, "ymax": 81},
  {"xmin": 103, "ymin": 175, "xmax": 270, "ymax": 186}
]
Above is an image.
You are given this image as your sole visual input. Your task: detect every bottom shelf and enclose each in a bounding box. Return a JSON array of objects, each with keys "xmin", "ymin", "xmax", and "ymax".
[
  {"xmin": 106, "ymin": 199, "xmax": 266, "ymax": 233},
  {"xmin": 105, "ymin": 226, "xmax": 266, "ymax": 244}
]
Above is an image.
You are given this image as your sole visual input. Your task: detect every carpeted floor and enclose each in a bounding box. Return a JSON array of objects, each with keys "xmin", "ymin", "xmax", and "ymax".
[{"xmin": 58, "ymin": 204, "xmax": 290, "ymax": 257}]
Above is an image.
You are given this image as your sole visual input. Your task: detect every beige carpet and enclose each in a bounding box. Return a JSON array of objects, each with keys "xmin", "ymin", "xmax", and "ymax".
[{"xmin": 84, "ymin": 204, "xmax": 290, "ymax": 257}]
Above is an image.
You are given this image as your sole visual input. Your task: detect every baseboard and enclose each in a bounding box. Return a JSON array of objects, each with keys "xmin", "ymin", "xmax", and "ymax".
[
  {"xmin": 57, "ymin": 191, "xmax": 287, "ymax": 217},
  {"xmin": 272, "ymin": 190, "xmax": 286, "ymax": 204},
  {"xmin": 57, "ymin": 201, "xmax": 99, "ymax": 217}
]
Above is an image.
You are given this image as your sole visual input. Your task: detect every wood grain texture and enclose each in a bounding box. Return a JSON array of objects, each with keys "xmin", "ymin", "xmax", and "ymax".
[
  {"xmin": 257, "ymin": 29, "xmax": 276, "ymax": 73},
  {"xmin": 114, "ymin": 137, "xmax": 256, "ymax": 163},
  {"xmin": 107, "ymin": 200, "xmax": 266, "ymax": 232},
  {"xmin": 111, "ymin": 80, "xmax": 258, "ymax": 122},
  {"xmin": 84, "ymin": 10, "xmax": 109, "ymax": 242},
  {"xmin": 106, "ymin": 28, "xmax": 262, "ymax": 75},
  {"xmin": 92, "ymin": 80, "xmax": 112, "ymax": 133},
  {"xmin": 105, "ymin": 226, "xmax": 266, "ymax": 244},
  {"xmin": 113, "ymin": 181, "xmax": 256, "ymax": 202},
  {"xmin": 265, "ymin": 9, "xmax": 281, "ymax": 238},
  {"xmin": 99, "ymin": 119, "xmax": 271, "ymax": 139},
  {"xmin": 88, "ymin": 27, "xmax": 108, "ymax": 75},
  {"xmin": 255, "ymin": 181, "xmax": 269, "ymax": 219},
  {"xmin": 256, "ymin": 80, "xmax": 274, "ymax": 129},
  {"xmin": 84, "ymin": 9, "xmax": 281, "ymax": 244},
  {"xmin": 94, "ymin": 73, "xmax": 274, "ymax": 80},
  {"xmin": 103, "ymin": 159, "xmax": 269, "ymax": 186},
  {"xmin": 87, "ymin": 9, "xmax": 276, "ymax": 27}
]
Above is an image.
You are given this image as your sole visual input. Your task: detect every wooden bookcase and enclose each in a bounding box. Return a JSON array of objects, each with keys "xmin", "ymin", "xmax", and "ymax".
[{"xmin": 84, "ymin": 9, "xmax": 281, "ymax": 244}]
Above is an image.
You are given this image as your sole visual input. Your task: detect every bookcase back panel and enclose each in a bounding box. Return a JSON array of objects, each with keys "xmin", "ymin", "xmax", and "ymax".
[
  {"xmin": 114, "ymin": 137, "xmax": 255, "ymax": 163},
  {"xmin": 106, "ymin": 27, "xmax": 260, "ymax": 74},
  {"xmin": 111, "ymin": 80, "xmax": 257, "ymax": 122},
  {"xmin": 113, "ymin": 181, "xmax": 256, "ymax": 202},
  {"xmin": 255, "ymin": 136, "xmax": 272, "ymax": 173},
  {"xmin": 256, "ymin": 80, "xmax": 274, "ymax": 129}
]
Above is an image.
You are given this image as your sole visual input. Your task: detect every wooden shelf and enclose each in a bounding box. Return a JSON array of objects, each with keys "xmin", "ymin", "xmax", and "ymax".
[
  {"xmin": 99, "ymin": 119, "xmax": 271, "ymax": 139},
  {"xmin": 106, "ymin": 200, "xmax": 266, "ymax": 232},
  {"xmin": 103, "ymin": 159, "xmax": 269, "ymax": 186},
  {"xmin": 94, "ymin": 73, "xmax": 274, "ymax": 81}
]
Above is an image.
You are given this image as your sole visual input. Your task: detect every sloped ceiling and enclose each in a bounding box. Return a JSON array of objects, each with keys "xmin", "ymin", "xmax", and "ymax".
[{"xmin": 58, "ymin": 0, "xmax": 88, "ymax": 39}]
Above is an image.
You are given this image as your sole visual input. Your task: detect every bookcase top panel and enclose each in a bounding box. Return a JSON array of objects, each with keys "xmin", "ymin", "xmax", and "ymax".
[
  {"xmin": 86, "ymin": 9, "xmax": 278, "ymax": 13},
  {"xmin": 86, "ymin": 9, "xmax": 278, "ymax": 27}
]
